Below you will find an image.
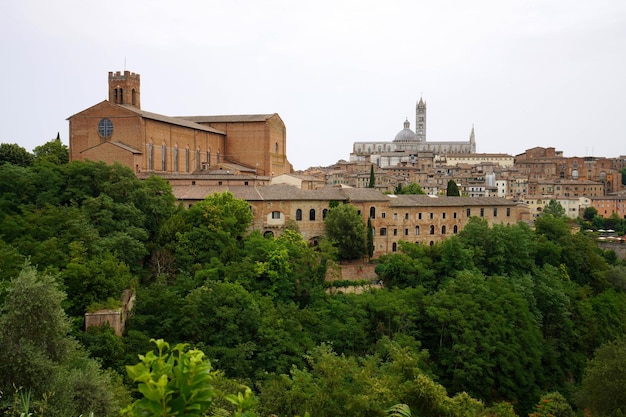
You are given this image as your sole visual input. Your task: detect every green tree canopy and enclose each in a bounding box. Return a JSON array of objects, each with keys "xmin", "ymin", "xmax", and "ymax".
[
  {"xmin": 369, "ymin": 164, "xmax": 376, "ymax": 188},
  {"xmin": 396, "ymin": 182, "xmax": 426, "ymax": 195},
  {"xmin": 324, "ymin": 203, "xmax": 368, "ymax": 260},
  {"xmin": 582, "ymin": 206, "xmax": 597, "ymax": 221},
  {"xmin": 446, "ymin": 180, "xmax": 460, "ymax": 196},
  {"xmin": 0, "ymin": 265, "xmax": 123, "ymax": 417},
  {"xmin": 33, "ymin": 134, "xmax": 69, "ymax": 165},
  {"xmin": 575, "ymin": 337, "xmax": 626, "ymax": 416},
  {"xmin": 541, "ymin": 199, "xmax": 566, "ymax": 218},
  {"xmin": 0, "ymin": 143, "xmax": 34, "ymax": 167}
]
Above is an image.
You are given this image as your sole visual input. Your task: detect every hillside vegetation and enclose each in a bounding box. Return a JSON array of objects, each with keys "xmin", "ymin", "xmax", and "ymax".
[{"xmin": 1, "ymin": 147, "xmax": 626, "ymax": 416}]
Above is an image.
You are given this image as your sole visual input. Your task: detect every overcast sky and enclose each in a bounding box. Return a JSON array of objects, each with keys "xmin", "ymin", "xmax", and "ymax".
[{"xmin": 1, "ymin": 0, "xmax": 625, "ymax": 170}]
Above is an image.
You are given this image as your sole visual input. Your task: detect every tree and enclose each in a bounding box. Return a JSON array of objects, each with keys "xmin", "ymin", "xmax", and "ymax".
[
  {"xmin": 396, "ymin": 182, "xmax": 426, "ymax": 195},
  {"xmin": 582, "ymin": 206, "xmax": 597, "ymax": 222},
  {"xmin": 575, "ymin": 337, "xmax": 626, "ymax": 416},
  {"xmin": 423, "ymin": 271, "xmax": 543, "ymax": 411},
  {"xmin": 541, "ymin": 199, "xmax": 566, "ymax": 218},
  {"xmin": 446, "ymin": 180, "xmax": 460, "ymax": 196},
  {"xmin": 367, "ymin": 218, "xmax": 374, "ymax": 258},
  {"xmin": 529, "ymin": 392, "xmax": 574, "ymax": 417},
  {"xmin": 33, "ymin": 134, "xmax": 69, "ymax": 165},
  {"xmin": 324, "ymin": 203, "xmax": 368, "ymax": 260},
  {"xmin": 369, "ymin": 164, "xmax": 376, "ymax": 188},
  {"xmin": 0, "ymin": 143, "xmax": 34, "ymax": 167},
  {"xmin": 180, "ymin": 281, "xmax": 261, "ymax": 378},
  {"xmin": 0, "ymin": 265, "xmax": 123, "ymax": 417}
]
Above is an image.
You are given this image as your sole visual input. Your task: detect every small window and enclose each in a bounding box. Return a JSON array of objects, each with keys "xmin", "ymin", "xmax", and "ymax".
[
  {"xmin": 415, "ymin": 226, "xmax": 420, "ymax": 235},
  {"xmin": 323, "ymin": 208, "xmax": 328, "ymax": 219},
  {"xmin": 393, "ymin": 229, "xmax": 398, "ymax": 236},
  {"xmin": 453, "ymin": 225, "xmax": 458, "ymax": 234},
  {"xmin": 442, "ymin": 225, "xmax": 446, "ymax": 234},
  {"xmin": 442, "ymin": 212, "xmax": 446, "ymax": 219},
  {"xmin": 418, "ymin": 213, "xmax": 422, "ymax": 220},
  {"xmin": 393, "ymin": 213, "xmax": 398, "ymax": 220},
  {"xmin": 480, "ymin": 208, "xmax": 485, "ymax": 217},
  {"xmin": 507, "ymin": 207, "xmax": 511, "ymax": 217},
  {"xmin": 466, "ymin": 208, "xmax": 471, "ymax": 217},
  {"xmin": 369, "ymin": 207, "xmax": 376, "ymax": 219},
  {"xmin": 430, "ymin": 212, "xmax": 434, "ymax": 219},
  {"xmin": 272, "ymin": 211, "xmax": 281, "ymax": 219},
  {"xmin": 453, "ymin": 212, "xmax": 457, "ymax": 219},
  {"xmin": 404, "ymin": 228, "xmax": 409, "ymax": 236},
  {"xmin": 309, "ymin": 209, "xmax": 316, "ymax": 221},
  {"xmin": 404, "ymin": 213, "xmax": 409, "ymax": 220},
  {"xmin": 430, "ymin": 225, "xmax": 435, "ymax": 235},
  {"xmin": 392, "ymin": 242, "xmax": 397, "ymax": 252},
  {"xmin": 380, "ymin": 228, "xmax": 387, "ymax": 236},
  {"xmin": 381, "ymin": 212, "xmax": 386, "ymax": 219},
  {"xmin": 296, "ymin": 209, "xmax": 302, "ymax": 221},
  {"xmin": 493, "ymin": 207, "xmax": 498, "ymax": 217}
]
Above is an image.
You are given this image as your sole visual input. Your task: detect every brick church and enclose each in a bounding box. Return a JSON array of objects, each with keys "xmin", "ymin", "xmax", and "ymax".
[{"xmin": 68, "ymin": 71, "xmax": 292, "ymax": 177}]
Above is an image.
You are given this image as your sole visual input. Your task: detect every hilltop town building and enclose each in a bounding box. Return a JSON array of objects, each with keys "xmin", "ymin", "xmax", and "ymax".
[
  {"xmin": 68, "ymin": 71, "xmax": 292, "ymax": 178},
  {"xmin": 172, "ymin": 184, "xmax": 529, "ymax": 255},
  {"xmin": 350, "ymin": 97, "xmax": 476, "ymax": 167}
]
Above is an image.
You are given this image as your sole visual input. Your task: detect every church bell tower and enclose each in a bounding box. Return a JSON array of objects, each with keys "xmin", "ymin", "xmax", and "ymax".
[
  {"xmin": 415, "ymin": 97, "xmax": 426, "ymax": 143},
  {"xmin": 108, "ymin": 71, "xmax": 141, "ymax": 109}
]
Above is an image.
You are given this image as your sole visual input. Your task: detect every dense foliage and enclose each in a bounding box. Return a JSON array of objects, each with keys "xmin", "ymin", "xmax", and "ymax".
[{"xmin": 1, "ymin": 141, "xmax": 625, "ymax": 416}]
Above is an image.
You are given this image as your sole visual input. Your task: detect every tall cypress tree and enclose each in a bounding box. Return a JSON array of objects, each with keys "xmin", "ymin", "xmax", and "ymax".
[
  {"xmin": 446, "ymin": 179, "xmax": 460, "ymax": 196},
  {"xmin": 368, "ymin": 165, "xmax": 376, "ymax": 188},
  {"xmin": 367, "ymin": 217, "xmax": 374, "ymax": 258}
]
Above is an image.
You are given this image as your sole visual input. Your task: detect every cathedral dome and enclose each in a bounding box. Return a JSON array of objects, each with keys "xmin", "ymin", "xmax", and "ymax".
[{"xmin": 393, "ymin": 119, "xmax": 417, "ymax": 143}]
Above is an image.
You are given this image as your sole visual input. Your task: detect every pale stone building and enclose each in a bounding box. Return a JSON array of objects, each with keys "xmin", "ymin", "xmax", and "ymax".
[
  {"xmin": 350, "ymin": 97, "xmax": 476, "ymax": 167},
  {"xmin": 172, "ymin": 184, "xmax": 530, "ymax": 256}
]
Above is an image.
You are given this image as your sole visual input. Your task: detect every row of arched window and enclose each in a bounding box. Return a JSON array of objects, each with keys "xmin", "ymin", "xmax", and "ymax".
[
  {"xmin": 295, "ymin": 208, "xmax": 328, "ymax": 221},
  {"xmin": 377, "ymin": 224, "xmax": 458, "ymax": 236}
]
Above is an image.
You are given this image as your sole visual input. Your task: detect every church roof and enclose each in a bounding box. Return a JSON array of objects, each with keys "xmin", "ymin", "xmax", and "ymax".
[
  {"xmin": 393, "ymin": 119, "xmax": 417, "ymax": 143},
  {"xmin": 178, "ymin": 114, "xmax": 279, "ymax": 123},
  {"xmin": 117, "ymin": 105, "xmax": 226, "ymax": 134}
]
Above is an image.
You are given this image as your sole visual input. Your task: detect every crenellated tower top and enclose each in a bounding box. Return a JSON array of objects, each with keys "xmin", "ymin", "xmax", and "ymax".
[{"xmin": 108, "ymin": 70, "xmax": 140, "ymax": 109}]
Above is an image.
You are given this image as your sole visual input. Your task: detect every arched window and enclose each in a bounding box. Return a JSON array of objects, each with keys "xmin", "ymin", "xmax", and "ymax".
[
  {"xmin": 322, "ymin": 208, "xmax": 328, "ymax": 219},
  {"xmin": 392, "ymin": 242, "xmax": 397, "ymax": 252},
  {"xmin": 309, "ymin": 209, "xmax": 316, "ymax": 221},
  {"xmin": 148, "ymin": 143, "xmax": 153, "ymax": 171},
  {"xmin": 161, "ymin": 144, "xmax": 166, "ymax": 171},
  {"xmin": 369, "ymin": 206, "xmax": 376, "ymax": 219},
  {"xmin": 415, "ymin": 226, "xmax": 420, "ymax": 235},
  {"xmin": 296, "ymin": 209, "xmax": 302, "ymax": 221},
  {"xmin": 429, "ymin": 225, "xmax": 435, "ymax": 235},
  {"xmin": 174, "ymin": 146, "xmax": 179, "ymax": 172},
  {"xmin": 453, "ymin": 225, "xmax": 458, "ymax": 234},
  {"xmin": 441, "ymin": 225, "xmax": 446, "ymax": 234}
]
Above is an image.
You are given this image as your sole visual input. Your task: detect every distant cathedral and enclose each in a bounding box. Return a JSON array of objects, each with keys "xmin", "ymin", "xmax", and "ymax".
[{"xmin": 350, "ymin": 97, "xmax": 476, "ymax": 166}]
